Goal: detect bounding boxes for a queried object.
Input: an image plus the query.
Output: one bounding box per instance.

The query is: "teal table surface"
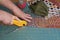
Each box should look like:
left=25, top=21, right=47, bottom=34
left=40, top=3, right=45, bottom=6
left=0, top=3, right=60, bottom=40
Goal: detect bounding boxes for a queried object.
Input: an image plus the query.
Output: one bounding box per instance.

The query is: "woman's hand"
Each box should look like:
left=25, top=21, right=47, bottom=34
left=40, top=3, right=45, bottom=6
left=13, top=8, right=32, bottom=22
left=1, top=0, right=32, bottom=22
left=0, top=10, right=20, bottom=25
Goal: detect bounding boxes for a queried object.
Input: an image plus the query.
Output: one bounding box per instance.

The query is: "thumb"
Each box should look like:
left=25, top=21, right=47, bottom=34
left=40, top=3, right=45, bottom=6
left=15, top=16, right=20, bottom=21
left=11, top=16, right=21, bottom=25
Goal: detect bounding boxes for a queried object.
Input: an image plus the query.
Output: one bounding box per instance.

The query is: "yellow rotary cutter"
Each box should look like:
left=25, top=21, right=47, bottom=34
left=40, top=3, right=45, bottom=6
left=12, top=19, right=27, bottom=27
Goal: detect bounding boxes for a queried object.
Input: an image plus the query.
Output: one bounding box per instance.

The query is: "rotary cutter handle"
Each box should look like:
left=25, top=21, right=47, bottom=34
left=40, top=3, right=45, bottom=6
left=12, top=19, right=27, bottom=27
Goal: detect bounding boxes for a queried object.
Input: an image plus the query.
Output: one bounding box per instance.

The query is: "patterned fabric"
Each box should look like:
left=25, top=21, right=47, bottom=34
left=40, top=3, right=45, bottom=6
left=43, top=0, right=60, bottom=19
left=28, top=16, right=60, bottom=28
left=27, top=0, right=60, bottom=28
left=49, top=0, right=60, bottom=7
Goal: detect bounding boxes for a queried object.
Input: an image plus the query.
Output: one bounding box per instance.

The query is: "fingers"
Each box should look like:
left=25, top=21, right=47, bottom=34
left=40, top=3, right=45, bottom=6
left=23, top=18, right=31, bottom=22
left=26, top=14, right=32, bottom=19
left=13, top=16, right=20, bottom=21
left=23, top=14, right=32, bottom=22
left=26, top=14, right=31, bottom=16
left=26, top=16, right=32, bottom=19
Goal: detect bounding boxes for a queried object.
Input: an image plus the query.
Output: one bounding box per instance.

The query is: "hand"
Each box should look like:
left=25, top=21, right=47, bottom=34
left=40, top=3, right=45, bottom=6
left=13, top=8, right=32, bottom=22
left=0, top=0, right=32, bottom=22
left=0, top=10, right=20, bottom=25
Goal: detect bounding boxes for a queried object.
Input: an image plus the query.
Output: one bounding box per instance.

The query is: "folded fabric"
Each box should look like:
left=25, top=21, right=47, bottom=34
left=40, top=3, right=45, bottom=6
left=30, top=0, right=49, bottom=17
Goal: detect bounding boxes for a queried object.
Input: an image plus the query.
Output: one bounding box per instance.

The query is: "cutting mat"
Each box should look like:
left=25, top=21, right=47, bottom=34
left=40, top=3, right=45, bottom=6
left=0, top=27, right=60, bottom=40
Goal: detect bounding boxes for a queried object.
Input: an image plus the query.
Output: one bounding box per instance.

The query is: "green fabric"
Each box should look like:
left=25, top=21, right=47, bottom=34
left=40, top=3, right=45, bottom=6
left=30, top=0, right=49, bottom=17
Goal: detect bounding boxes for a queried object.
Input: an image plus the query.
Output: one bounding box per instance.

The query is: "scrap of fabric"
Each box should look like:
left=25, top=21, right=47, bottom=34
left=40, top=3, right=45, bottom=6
left=49, top=0, right=60, bottom=7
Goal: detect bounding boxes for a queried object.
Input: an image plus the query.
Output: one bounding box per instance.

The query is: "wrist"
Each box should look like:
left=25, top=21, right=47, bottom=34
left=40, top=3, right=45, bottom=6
left=12, top=7, right=22, bottom=14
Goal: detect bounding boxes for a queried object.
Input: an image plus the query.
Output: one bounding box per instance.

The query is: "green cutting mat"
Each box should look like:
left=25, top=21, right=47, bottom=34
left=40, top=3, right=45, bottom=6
left=0, top=26, right=60, bottom=40
left=0, top=3, right=60, bottom=40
